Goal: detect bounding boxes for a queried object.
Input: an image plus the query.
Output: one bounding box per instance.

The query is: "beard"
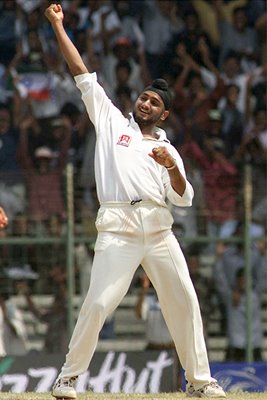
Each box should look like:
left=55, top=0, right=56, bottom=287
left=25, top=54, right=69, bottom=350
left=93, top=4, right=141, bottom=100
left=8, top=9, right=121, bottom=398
left=133, top=109, right=161, bottom=127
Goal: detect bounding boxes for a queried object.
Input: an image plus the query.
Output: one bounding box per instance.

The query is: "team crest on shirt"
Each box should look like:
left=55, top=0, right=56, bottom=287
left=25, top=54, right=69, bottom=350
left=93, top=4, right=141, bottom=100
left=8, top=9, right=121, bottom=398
left=117, top=134, right=132, bottom=147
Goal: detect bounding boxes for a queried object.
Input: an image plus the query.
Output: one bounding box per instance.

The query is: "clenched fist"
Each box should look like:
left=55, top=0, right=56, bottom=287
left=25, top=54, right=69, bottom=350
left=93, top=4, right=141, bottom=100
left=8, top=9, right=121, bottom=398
left=45, top=3, right=64, bottom=24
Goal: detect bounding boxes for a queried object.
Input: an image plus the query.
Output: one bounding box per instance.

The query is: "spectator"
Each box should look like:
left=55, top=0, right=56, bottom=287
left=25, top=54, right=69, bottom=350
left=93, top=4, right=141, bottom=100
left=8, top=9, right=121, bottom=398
left=213, top=223, right=266, bottom=340
left=192, top=0, right=248, bottom=51
left=235, top=107, right=267, bottom=222
left=135, top=273, right=174, bottom=350
left=169, top=8, right=215, bottom=68
left=79, top=0, right=121, bottom=57
left=140, top=0, right=184, bottom=79
left=219, top=84, right=245, bottom=158
left=185, top=245, right=213, bottom=340
left=213, top=3, right=260, bottom=71
left=0, top=267, right=38, bottom=357
left=102, top=36, right=151, bottom=99
left=0, top=102, right=26, bottom=225
left=135, top=272, right=181, bottom=390
left=0, top=0, right=17, bottom=66
left=0, top=206, right=8, bottom=229
left=0, top=286, right=28, bottom=356
left=112, top=0, right=145, bottom=47
left=182, top=136, right=239, bottom=242
left=18, top=115, right=71, bottom=227
left=222, top=267, right=263, bottom=362
left=19, top=265, right=69, bottom=353
left=172, top=46, right=225, bottom=140
left=246, top=0, right=267, bottom=64
left=7, top=212, right=36, bottom=269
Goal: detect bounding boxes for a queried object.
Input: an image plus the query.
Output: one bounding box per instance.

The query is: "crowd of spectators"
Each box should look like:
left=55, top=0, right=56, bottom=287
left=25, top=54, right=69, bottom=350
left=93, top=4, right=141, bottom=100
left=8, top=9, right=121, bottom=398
left=0, top=0, right=266, bottom=360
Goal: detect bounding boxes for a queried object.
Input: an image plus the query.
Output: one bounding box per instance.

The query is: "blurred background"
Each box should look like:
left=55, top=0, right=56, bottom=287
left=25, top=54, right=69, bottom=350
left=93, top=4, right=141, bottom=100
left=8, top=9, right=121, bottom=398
left=0, top=0, right=266, bottom=367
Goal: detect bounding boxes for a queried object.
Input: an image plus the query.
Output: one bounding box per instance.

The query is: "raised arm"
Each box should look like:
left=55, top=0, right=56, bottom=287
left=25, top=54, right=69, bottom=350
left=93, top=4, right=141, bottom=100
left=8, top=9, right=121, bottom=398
left=45, top=4, right=89, bottom=76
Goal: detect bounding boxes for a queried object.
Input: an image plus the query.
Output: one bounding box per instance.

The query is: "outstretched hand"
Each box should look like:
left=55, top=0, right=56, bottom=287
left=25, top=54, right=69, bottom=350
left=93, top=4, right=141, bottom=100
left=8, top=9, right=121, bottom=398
left=45, top=3, right=64, bottom=24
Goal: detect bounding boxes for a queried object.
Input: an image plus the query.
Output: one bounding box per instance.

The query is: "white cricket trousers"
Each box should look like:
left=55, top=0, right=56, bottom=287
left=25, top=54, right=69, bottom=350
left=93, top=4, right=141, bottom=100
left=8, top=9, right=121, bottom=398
left=59, top=202, right=212, bottom=388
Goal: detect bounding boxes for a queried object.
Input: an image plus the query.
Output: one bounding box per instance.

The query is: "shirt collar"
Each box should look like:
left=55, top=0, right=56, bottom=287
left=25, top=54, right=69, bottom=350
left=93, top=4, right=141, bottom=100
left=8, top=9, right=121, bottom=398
left=128, top=113, right=170, bottom=143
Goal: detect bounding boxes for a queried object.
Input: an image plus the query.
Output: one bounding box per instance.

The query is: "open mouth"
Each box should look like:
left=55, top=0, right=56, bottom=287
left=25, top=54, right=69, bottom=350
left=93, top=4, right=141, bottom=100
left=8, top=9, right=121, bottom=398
left=139, top=109, right=149, bottom=115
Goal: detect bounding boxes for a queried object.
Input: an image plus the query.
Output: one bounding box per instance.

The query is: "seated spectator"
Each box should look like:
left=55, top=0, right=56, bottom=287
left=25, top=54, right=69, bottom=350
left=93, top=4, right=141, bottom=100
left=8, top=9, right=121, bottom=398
left=18, top=264, right=68, bottom=353
left=7, top=212, right=37, bottom=271
left=135, top=273, right=174, bottom=350
left=223, top=268, right=263, bottom=362
left=185, top=244, right=213, bottom=340
left=0, top=285, right=28, bottom=356
left=0, top=267, right=38, bottom=357
left=0, top=103, right=26, bottom=226
left=213, top=223, right=266, bottom=342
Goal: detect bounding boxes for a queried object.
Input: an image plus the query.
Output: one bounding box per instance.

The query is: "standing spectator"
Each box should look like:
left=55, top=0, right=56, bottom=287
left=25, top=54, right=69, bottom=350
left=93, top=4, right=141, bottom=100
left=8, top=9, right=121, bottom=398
left=192, top=0, right=248, bottom=50
left=182, top=136, right=239, bottom=241
left=102, top=36, right=150, bottom=98
left=235, top=106, right=267, bottom=228
left=0, top=0, right=17, bottom=66
left=219, top=84, right=245, bottom=158
left=18, top=115, right=71, bottom=228
left=173, top=46, right=225, bottom=141
left=141, top=0, right=184, bottom=79
left=213, top=2, right=260, bottom=71
left=79, top=0, right=121, bottom=57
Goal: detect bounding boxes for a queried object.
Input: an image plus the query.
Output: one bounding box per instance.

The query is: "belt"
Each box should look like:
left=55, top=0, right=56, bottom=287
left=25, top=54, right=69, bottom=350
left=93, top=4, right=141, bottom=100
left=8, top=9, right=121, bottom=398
left=100, top=200, right=167, bottom=208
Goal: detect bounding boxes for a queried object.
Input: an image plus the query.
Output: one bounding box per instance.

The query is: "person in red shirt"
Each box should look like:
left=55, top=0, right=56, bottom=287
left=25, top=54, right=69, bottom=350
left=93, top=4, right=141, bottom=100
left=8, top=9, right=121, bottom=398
left=0, top=207, right=8, bottom=229
left=182, top=134, right=239, bottom=241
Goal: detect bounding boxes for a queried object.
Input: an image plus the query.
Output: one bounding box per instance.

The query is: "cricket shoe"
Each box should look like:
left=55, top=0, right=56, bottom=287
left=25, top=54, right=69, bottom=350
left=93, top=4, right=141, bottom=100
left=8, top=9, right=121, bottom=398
left=186, top=381, right=226, bottom=398
left=52, top=376, right=78, bottom=399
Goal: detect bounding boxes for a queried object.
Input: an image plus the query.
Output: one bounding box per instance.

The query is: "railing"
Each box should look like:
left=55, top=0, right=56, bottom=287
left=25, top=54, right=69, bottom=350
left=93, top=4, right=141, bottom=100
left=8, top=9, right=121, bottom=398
left=0, top=163, right=266, bottom=362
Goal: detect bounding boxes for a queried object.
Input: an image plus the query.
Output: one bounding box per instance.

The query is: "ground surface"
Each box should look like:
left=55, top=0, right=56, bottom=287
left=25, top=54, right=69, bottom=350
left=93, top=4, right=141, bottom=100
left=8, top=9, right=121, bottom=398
left=0, top=393, right=266, bottom=400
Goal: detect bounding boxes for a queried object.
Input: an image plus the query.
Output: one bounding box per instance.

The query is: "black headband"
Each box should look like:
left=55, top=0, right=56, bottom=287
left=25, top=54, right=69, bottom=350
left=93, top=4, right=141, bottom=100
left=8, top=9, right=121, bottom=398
left=144, top=79, right=172, bottom=110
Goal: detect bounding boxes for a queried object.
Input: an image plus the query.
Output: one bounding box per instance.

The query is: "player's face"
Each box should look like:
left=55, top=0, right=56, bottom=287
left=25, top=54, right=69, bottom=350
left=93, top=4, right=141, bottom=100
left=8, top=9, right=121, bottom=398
left=133, top=91, right=167, bottom=127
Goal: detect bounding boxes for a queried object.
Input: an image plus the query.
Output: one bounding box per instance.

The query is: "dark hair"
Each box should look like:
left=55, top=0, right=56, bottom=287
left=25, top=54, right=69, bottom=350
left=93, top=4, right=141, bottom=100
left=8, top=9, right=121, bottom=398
left=115, top=60, right=132, bottom=75
left=233, top=6, right=247, bottom=16
left=144, top=79, right=173, bottom=110
left=223, top=50, right=241, bottom=64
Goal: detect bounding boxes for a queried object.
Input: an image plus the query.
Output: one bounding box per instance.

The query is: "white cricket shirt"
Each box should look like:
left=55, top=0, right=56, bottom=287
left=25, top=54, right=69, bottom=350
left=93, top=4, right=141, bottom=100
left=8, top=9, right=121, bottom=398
left=75, top=72, right=194, bottom=207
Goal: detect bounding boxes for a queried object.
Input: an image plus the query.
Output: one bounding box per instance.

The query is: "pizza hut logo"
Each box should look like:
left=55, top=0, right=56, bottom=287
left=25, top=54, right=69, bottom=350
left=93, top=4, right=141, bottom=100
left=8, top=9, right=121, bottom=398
left=117, top=134, right=132, bottom=147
